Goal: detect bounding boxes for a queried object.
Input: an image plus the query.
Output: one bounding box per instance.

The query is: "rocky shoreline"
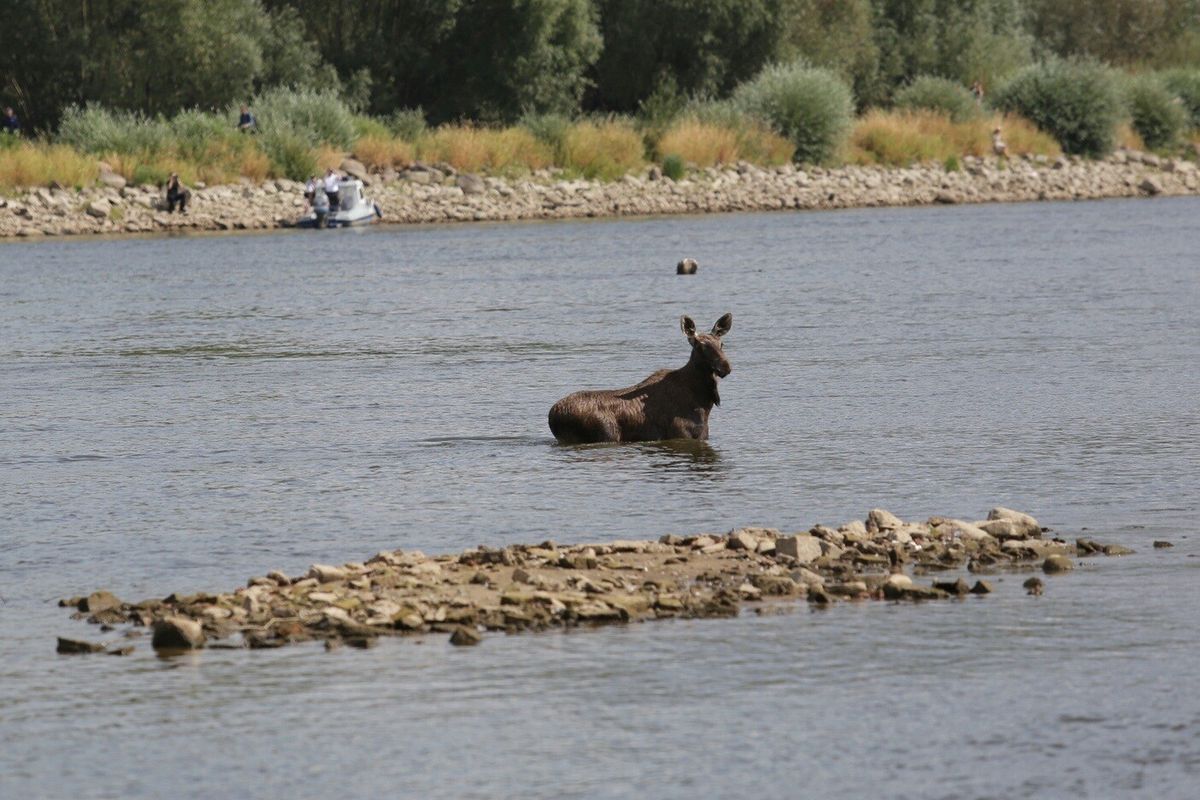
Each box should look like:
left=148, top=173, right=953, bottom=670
left=57, top=506, right=1139, bottom=656
left=4, top=150, right=1200, bottom=240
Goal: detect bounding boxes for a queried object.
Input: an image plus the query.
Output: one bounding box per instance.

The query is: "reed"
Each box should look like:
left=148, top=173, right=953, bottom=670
left=657, top=118, right=794, bottom=168
left=0, top=142, right=98, bottom=191
left=352, top=134, right=416, bottom=171
left=418, top=126, right=551, bottom=174
left=846, top=110, right=1060, bottom=166
left=560, top=119, right=645, bottom=180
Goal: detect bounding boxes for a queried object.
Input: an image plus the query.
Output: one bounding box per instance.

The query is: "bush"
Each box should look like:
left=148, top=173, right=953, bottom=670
left=1123, top=74, right=1188, bottom=150
left=991, top=58, right=1122, bottom=156
left=352, top=116, right=391, bottom=140
left=169, top=109, right=241, bottom=161
left=57, top=105, right=173, bottom=154
left=250, top=87, right=356, bottom=149
left=560, top=118, right=646, bottom=180
left=1160, top=69, right=1200, bottom=130
left=520, top=112, right=573, bottom=161
left=661, top=153, right=685, bottom=180
left=386, top=108, right=428, bottom=142
left=894, top=76, right=980, bottom=123
left=732, top=62, right=854, bottom=164
left=261, top=130, right=317, bottom=180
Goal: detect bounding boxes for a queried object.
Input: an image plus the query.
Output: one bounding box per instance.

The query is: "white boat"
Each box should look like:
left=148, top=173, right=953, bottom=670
left=298, top=178, right=381, bottom=228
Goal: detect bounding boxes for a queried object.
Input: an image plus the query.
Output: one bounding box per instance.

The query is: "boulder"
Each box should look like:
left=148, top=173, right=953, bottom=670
left=1140, top=177, right=1163, bottom=195
left=456, top=173, right=486, bottom=195
left=85, top=199, right=111, bottom=218
left=726, top=529, right=758, bottom=551
left=79, top=590, right=121, bottom=614
left=866, top=508, right=903, bottom=533
left=975, top=519, right=1030, bottom=540
left=935, top=519, right=995, bottom=543
left=308, top=564, right=349, bottom=583
left=98, top=170, right=127, bottom=190
left=676, top=258, right=698, bottom=275
left=775, top=534, right=822, bottom=564
left=987, top=507, right=1040, bottom=531
left=151, top=616, right=206, bottom=651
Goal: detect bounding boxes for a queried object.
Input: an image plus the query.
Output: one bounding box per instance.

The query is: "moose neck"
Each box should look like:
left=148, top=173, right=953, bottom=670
left=682, top=347, right=721, bottom=408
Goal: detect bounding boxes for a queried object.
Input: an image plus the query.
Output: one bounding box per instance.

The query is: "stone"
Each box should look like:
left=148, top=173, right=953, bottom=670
left=456, top=173, right=486, bottom=195
left=151, top=616, right=206, bottom=651
left=727, top=530, right=758, bottom=551
left=676, top=257, right=698, bottom=275
left=987, top=507, right=1040, bottom=532
left=1043, top=555, right=1074, bottom=574
left=975, top=519, right=1029, bottom=540
left=85, top=199, right=111, bottom=218
left=933, top=578, right=971, bottom=596
left=106, top=646, right=136, bottom=656
left=340, top=158, right=369, bottom=183
left=1023, top=577, right=1044, bottom=595
left=1140, top=177, right=1163, bottom=195
left=866, top=508, right=904, bottom=533
left=308, top=564, right=349, bottom=583
left=57, top=637, right=105, bottom=654
left=883, top=573, right=913, bottom=591
left=969, top=580, right=993, bottom=594
left=1153, top=540, right=1174, bottom=548
left=98, top=171, right=127, bottom=189
left=935, top=519, right=995, bottom=543
left=80, top=590, right=121, bottom=614
left=775, top=534, right=822, bottom=564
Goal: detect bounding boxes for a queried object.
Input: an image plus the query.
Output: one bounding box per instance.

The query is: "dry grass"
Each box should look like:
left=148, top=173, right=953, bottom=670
left=658, top=118, right=794, bottom=167
left=353, top=134, right=416, bottom=171
left=418, top=126, right=552, bottom=174
left=0, top=143, right=99, bottom=191
left=1115, top=123, right=1147, bottom=151
left=560, top=119, right=645, bottom=180
left=846, top=110, right=1061, bottom=166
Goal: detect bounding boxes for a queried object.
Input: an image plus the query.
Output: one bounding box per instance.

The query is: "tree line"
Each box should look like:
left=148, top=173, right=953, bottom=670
left=3, top=0, right=1198, bottom=131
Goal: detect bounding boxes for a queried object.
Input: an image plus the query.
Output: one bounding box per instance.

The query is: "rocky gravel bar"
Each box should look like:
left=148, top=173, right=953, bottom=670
left=5, top=149, right=1199, bottom=240
left=57, top=506, right=1137, bottom=656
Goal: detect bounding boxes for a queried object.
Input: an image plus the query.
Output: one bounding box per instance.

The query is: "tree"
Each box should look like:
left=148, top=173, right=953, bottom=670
left=588, top=0, right=783, bottom=113
left=777, top=0, right=879, bottom=109
left=1027, top=0, right=1200, bottom=68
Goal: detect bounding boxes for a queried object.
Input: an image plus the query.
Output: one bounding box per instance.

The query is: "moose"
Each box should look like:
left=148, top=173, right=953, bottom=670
left=548, top=313, right=733, bottom=444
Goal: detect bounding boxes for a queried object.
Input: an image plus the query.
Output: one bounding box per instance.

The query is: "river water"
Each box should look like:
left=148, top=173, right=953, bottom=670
left=1, top=198, right=1198, bottom=799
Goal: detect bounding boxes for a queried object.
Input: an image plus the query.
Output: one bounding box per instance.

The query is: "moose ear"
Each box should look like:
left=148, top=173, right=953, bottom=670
left=711, top=312, right=732, bottom=337
left=680, top=315, right=697, bottom=339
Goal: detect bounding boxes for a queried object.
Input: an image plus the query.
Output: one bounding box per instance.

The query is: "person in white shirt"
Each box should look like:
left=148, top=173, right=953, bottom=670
left=991, top=127, right=1008, bottom=158
left=323, top=169, right=341, bottom=211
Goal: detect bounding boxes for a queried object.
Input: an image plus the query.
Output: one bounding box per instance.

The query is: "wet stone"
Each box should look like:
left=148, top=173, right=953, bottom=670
left=1043, top=555, right=1074, bottom=574
left=57, top=637, right=105, bottom=654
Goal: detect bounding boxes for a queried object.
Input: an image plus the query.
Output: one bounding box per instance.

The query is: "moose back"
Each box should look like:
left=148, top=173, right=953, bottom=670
left=548, top=313, right=733, bottom=444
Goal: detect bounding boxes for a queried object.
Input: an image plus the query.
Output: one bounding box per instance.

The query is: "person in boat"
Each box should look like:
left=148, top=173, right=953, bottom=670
left=323, top=169, right=341, bottom=212
left=311, top=184, right=330, bottom=228
left=237, top=104, right=257, bottom=133
left=165, top=173, right=190, bottom=213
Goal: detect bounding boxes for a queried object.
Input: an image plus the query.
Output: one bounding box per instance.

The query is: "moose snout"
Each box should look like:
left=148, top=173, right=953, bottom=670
left=716, top=362, right=731, bottom=378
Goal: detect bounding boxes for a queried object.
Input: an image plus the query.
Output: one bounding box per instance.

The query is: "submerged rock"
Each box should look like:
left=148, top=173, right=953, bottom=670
left=57, top=637, right=105, bottom=654
left=151, top=616, right=206, bottom=651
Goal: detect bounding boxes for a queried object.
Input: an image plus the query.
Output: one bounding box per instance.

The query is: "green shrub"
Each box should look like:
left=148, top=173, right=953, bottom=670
left=732, top=62, right=854, bottom=164
left=1160, top=69, right=1200, bottom=130
left=131, top=162, right=172, bottom=186
left=250, top=87, right=355, bottom=149
left=895, top=76, right=980, bottom=123
left=520, top=112, right=572, bottom=160
left=57, top=104, right=173, bottom=154
left=261, top=130, right=317, bottom=180
left=169, top=109, right=241, bottom=160
left=386, top=108, right=428, bottom=142
left=662, top=153, right=685, bottom=180
left=352, top=115, right=391, bottom=140
left=991, top=58, right=1122, bottom=157
left=944, top=154, right=961, bottom=172
left=1123, top=75, right=1188, bottom=151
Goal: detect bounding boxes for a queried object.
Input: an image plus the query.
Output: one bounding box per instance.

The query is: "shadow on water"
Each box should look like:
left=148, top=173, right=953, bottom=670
left=553, top=438, right=727, bottom=479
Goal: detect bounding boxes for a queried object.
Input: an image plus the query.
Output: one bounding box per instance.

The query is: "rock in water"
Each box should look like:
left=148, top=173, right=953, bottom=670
left=1042, top=555, right=1074, bottom=574
left=775, top=535, right=822, bottom=564
left=151, top=616, right=206, bottom=651
left=676, top=258, right=698, bottom=275
left=57, top=637, right=105, bottom=654
left=449, top=626, right=482, bottom=646
left=1023, top=577, right=1044, bottom=596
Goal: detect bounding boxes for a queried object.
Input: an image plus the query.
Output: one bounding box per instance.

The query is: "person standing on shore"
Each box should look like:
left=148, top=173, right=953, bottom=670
left=237, top=104, right=257, bottom=133
left=165, top=173, right=191, bottom=213
left=2, top=106, right=20, bottom=136
left=992, top=127, right=1008, bottom=158
left=323, top=169, right=341, bottom=212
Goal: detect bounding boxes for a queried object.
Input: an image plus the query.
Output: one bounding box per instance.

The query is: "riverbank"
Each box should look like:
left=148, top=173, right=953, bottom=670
left=57, top=506, right=1142, bottom=655
left=3, top=150, right=1198, bottom=240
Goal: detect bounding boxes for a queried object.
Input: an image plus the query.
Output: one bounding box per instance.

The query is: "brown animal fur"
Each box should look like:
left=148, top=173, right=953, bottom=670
left=548, top=313, right=733, bottom=444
